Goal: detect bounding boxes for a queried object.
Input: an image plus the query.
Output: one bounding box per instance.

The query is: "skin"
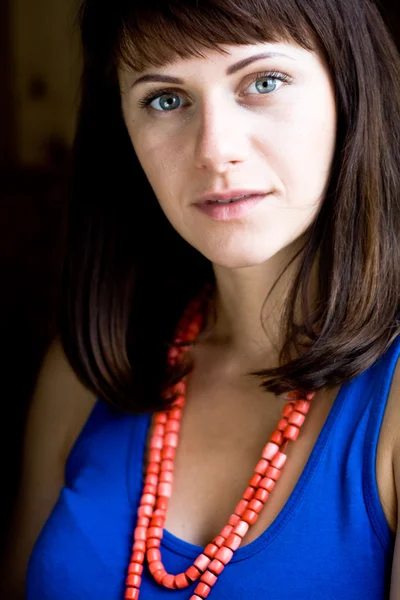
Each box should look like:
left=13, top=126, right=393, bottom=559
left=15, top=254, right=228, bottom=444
left=118, top=40, right=337, bottom=365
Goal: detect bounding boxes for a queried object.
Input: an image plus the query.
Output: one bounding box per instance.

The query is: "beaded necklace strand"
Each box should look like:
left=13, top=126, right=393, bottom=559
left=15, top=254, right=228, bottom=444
left=125, top=286, right=315, bottom=599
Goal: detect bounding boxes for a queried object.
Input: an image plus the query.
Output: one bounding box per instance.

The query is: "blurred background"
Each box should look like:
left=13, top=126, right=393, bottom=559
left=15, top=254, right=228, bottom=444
left=0, top=0, right=399, bottom=557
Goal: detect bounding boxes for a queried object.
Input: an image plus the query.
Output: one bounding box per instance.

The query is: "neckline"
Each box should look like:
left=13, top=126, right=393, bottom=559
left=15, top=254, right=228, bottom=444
left=131, top=380, right=350, bottom=563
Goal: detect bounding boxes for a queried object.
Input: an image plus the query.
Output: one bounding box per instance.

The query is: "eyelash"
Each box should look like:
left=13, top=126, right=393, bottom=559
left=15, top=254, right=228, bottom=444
left=138, top=70, right=291, bottom=112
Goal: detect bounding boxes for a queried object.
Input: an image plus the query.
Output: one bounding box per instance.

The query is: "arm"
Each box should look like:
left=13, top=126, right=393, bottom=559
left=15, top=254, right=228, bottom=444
left=0, top=338, right=97, bottom=599
left=390, top=360, right=400, bottom=599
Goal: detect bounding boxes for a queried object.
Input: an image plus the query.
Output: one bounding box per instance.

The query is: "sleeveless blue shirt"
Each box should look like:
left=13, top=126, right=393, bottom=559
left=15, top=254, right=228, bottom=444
left=26, top=336, right=400, bottom=599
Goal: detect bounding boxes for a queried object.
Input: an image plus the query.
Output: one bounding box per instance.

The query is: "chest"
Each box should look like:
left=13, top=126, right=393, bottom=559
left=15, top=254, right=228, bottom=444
left=145, top=362, right=397, bottom=549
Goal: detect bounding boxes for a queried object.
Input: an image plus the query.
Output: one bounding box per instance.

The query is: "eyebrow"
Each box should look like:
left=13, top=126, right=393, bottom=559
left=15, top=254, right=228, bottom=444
left=131, top=51, right=295, bottom=88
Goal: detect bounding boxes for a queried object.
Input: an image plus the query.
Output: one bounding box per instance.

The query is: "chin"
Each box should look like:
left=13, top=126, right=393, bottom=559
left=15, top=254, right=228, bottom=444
left=201, top=244, right=286, bottom=270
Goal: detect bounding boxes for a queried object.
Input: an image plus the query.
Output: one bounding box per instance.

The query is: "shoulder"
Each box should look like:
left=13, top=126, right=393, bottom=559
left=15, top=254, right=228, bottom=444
left=390, top=353, right=400, bottom=597
left=30, top=337, right=98, bottom=461
left=375, top=338, right=400, bottom=534
left=0, top=338, right=97, bottom=598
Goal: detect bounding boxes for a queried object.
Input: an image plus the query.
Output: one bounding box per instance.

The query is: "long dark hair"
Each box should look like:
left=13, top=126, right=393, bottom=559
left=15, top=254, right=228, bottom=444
left=60, top=0, right=400, bottom=412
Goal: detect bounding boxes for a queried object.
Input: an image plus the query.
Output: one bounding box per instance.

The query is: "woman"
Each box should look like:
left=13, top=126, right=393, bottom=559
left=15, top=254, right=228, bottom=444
left=2, top=0, right=400, bottom=598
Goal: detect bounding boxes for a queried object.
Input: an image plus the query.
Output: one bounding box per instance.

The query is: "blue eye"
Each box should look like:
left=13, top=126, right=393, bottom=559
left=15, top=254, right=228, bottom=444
left=138, top=70, right=290, bottom=112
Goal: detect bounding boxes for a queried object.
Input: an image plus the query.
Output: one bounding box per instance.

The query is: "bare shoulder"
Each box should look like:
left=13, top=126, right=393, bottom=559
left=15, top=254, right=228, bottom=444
left=390, top=353, right=400, bottom=598
left=376, top=341, right=400, bottom=535
left=0, top=337, right=97, bottom=599
left=29, top=337, right=98, bottom=459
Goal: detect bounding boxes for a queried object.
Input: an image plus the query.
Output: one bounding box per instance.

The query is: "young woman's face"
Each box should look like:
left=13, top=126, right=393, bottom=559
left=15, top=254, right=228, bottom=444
left=119, top=41, right=337, bottom=268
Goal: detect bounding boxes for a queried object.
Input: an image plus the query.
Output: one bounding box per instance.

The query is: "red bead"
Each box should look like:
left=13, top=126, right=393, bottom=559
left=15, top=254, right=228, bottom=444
left=142, top=494, right=156, bottom=506
left=194, top=582, right=211, bottom=597
left=155, top=413, right=168, bottom=424
left=132, top=540, right=146, bottom=552
left=169, top=407, right=182, bottom=420
left=150, top=436, right=163, bottom=449
left=124, top=588, right=139, bottom=600
left=270, top=430, right=284, bottom=445
left=228, top=514, right=240, bottom=527
left=194, top=554, right=211, bottom=572
left=200, top=570, right=218, bottom=586
left=175, top=572, right=190, bottom=589
left=255, top=488, right=270, bottom=503
left=149, top=560, right=164, bottom=575
left=158, top=483, right=172, bottom=497
left=208, top=559, right=225, bottom=575
left=259, top=477, right=276, bottom=492
left=126, top=574, right=141, bottom=587
left=265, top=466, right=281, bottom=481
left=220, top=525, right=233, bottom=539
left=131, top=551, right=145, bottom=563
left=161, top=446, right=176, bottom=460
left=234, top=499, right=248, bottom=516
left=288, top=411, right=306, bottom=427
left=232, top=520, right=249, bottom=538
left=271, top=451, right=287, bottom=469
left=147, top=538, right=161, bottom=548
left=153, top=424, right=165, bottom=437
left=134, top=527, right=147, bottom=541
left=277, top=417, right=288, bottom=431
left=282, top=403, right=294, bottom=417
left=138, top=504, right=152, bottom=518
left=128, top=563, right=143, bottom=575
left=284, top=424, right=300, bottom=440
left=225, top=533, right=242, bottom=551
left=153, top=569, right=167, bottom=584
left=165, top=420, right=180, bottom=433
left=137, top=516, right=150, bottom=527
left=262, top=441, right=279, bottom=460
left=164, top=433, right=179, bottom=448
left=161, top=459, right=174, bottom=472
left=294, top=399, right=311, bottom=414
left=249, top=474, right=262, bottom=487
left=148, top=527, right=163, bottom=540
left=144, top=474, right=158, bottom=486
left=160, top=471, right=173, bottom=484
left=162, top=573, right=176, bottom=589
left=213, top=535, right=225, bottom=547
left=149, top=449, right=162, bottom=463
left=242, top=509, right=258, bottom=525
left=143, top=484, right=157, bottom=495
left=254, top=459, right=269, bottom=476
left=186, top=565, right=201, bottom=582
left=156, top=497, right=168, bottom=511
left=148, top=463, right=160, bottom=475
left=150, top=516, right=164, bottom=528
left=204, top=543, right=218, bottom=558
left=243, top=486, right=255, bottom=500
left=147, top=548, right=161, bottom=562
left=248, top=499, right=263, bottom=513
left=215, top=546, right=233, bottom=565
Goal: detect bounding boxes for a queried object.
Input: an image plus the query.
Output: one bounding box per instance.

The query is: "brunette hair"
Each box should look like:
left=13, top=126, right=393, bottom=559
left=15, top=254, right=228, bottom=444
left=60, top=0, right=400, bottom=412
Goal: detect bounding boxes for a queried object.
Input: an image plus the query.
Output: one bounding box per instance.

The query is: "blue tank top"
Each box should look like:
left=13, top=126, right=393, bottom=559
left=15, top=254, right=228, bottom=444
left=26, top=336, right=400, bottom=599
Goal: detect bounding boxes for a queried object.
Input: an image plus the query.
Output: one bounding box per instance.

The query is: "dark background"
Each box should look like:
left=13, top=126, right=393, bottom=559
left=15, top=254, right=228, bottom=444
left=0, top=0, right=399, bottom=556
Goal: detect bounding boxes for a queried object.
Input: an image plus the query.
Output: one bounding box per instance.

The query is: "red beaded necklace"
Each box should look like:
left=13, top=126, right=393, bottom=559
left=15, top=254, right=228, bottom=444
left=124, top=285, right=315, bottom=600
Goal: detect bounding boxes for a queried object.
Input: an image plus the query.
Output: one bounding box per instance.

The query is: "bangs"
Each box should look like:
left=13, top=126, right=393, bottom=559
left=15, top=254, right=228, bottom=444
left=114, top=0, right=317, bottom=73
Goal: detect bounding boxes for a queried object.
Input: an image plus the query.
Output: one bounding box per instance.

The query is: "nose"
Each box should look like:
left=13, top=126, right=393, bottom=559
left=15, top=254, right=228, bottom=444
left=193, top=98, right=250, bottom=173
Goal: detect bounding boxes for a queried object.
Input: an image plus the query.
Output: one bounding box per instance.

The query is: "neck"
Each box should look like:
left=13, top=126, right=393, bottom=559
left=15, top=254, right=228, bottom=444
left=202, top=238, right=318, bottom=371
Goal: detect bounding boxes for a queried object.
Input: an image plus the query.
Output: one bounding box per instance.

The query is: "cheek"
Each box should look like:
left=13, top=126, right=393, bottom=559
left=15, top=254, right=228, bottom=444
left=272, top=95, right=336, bottom=197
left=130, top=129, right=185, bottom=199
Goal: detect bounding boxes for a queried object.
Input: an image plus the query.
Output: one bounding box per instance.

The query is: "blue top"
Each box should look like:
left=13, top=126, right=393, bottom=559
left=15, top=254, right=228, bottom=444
left=26, top=336, right=400, bottom=599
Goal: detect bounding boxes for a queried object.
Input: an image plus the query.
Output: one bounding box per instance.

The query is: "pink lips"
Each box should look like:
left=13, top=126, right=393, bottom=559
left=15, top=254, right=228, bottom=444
left=194, top=194, right=268, bottom=221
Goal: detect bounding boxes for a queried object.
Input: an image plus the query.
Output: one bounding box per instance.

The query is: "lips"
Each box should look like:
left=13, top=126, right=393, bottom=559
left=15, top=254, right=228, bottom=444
left=195, top=189, right=270, bottom=204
